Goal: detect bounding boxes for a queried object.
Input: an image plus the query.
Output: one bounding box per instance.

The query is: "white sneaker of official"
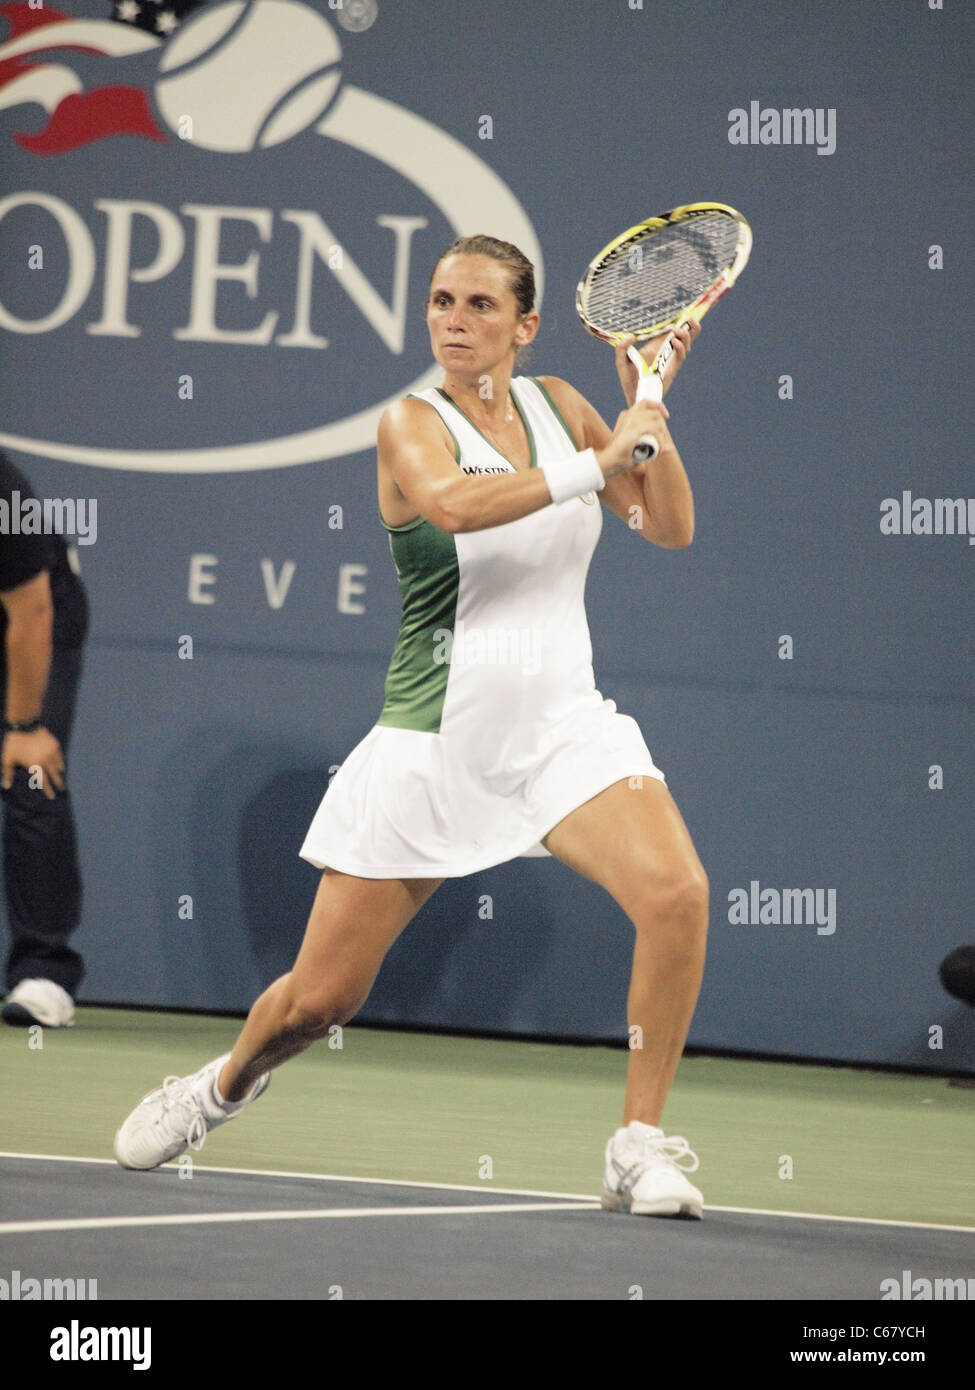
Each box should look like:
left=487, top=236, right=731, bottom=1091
left=602, top=1120, right=704, bottom=1219
left=1, top=978, right=75, bottom=1027
left=113, top=1052, right=270, bottom=1170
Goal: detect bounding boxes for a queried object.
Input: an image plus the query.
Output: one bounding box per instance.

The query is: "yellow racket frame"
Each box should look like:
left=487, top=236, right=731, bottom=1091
left=575, top=202, right=752, bottom=460
left=575, top=201, right=753, bottom=345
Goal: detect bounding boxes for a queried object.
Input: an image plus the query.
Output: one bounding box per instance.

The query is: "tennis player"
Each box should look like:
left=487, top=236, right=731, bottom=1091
left=115, top=235, right=708, bottom=1219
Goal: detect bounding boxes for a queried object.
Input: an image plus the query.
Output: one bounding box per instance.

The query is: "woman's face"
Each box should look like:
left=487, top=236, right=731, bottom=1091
left=427, top=254, right=536, bottom=377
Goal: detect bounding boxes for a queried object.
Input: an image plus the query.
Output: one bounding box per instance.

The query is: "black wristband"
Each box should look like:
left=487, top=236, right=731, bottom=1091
left=3, top=717, right=42, bottom=734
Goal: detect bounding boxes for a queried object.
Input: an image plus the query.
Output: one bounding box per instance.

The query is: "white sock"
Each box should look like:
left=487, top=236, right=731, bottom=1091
left=206, top=1056, right=246, bottom=1114
left=210, top=1061, right=264, bottom=1114
left=625, top=1120, right=664, bottom=1139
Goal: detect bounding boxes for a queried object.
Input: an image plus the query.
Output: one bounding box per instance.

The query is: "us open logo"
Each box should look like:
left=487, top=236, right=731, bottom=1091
left=0, top=0, right=541, bottom=472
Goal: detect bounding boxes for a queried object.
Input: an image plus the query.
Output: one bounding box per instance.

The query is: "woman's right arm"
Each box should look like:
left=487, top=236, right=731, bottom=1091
left=379, top=397, right=668, bottom=535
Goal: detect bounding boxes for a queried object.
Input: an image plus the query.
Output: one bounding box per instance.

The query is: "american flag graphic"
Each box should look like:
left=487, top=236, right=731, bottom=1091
left=0, top=0, right=206, bottom=152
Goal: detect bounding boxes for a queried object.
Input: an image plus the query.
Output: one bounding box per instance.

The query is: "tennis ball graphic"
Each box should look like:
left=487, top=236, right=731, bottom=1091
left=155, top=0, right=343, bottom=152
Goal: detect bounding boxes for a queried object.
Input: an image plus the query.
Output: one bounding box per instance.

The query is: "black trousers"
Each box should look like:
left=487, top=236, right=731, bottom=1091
left=1, top=582, right=87, bottom=997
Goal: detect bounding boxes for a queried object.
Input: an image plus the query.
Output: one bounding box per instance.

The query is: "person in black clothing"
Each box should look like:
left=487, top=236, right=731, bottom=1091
left=0, top=451, right=88, bottom=1028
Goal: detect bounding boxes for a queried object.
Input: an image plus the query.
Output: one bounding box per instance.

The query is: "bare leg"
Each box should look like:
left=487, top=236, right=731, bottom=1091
left=541, top=776, right=708, bottom=1127
left=218, top=868, right=442, bottom=1102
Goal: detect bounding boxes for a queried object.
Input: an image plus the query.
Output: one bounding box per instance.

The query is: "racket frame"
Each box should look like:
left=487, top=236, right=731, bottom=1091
left=575, top=202, right=752, bottom=461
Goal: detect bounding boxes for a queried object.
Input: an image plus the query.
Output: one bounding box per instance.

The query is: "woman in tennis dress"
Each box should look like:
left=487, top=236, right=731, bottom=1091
left=115, top=236, right=708, bottom=1219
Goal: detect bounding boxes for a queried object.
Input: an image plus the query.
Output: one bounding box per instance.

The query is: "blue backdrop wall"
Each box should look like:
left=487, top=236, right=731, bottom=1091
left=0, top=0, right=971, bottom=1071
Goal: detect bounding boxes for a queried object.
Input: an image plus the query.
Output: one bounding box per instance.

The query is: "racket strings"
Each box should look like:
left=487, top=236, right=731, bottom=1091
left=584, top=214, right=742, bottom=335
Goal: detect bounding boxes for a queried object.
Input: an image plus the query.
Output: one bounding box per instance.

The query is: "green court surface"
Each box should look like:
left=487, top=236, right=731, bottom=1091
left=1, top=1007, right=972, bottom=1229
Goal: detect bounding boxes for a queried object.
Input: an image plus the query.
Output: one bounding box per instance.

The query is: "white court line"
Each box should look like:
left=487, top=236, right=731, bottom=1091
left=2, top=1151, right=974, bottom=1235
left=0, top=1151, right=597, bottom=1203
left=0, top=1202, right=596, bottom=1236
left=710, top=1203, right=975, bottom=1234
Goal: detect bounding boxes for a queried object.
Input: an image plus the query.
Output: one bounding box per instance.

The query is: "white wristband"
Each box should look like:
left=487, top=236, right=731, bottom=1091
left=541, top=448, right=606, bottom=505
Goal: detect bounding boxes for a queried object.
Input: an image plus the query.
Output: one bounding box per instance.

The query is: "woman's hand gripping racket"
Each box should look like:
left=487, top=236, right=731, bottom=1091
left=576, top=202, right=752, bottom=462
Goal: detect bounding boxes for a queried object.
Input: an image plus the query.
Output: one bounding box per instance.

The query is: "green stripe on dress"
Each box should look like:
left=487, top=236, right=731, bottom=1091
left=377, top=519, right=459, bottom=733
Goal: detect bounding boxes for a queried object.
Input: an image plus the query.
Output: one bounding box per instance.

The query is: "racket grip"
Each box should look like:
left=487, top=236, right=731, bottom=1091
left=633, top=368, right=663, bottom=463
left=635, top=370, right=664, bottom=403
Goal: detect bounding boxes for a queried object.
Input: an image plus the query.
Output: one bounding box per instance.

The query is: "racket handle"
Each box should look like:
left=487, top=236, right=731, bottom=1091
left=633, top=364, right=663, bottom=463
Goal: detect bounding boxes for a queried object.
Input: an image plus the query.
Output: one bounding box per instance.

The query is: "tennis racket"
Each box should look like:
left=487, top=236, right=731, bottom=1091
left=575, top=202, right=752, bottom=462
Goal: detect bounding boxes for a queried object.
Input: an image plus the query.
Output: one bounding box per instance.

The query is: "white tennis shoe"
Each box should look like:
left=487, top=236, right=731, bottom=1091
left=113, top=1052, right=269, bottom=1170
left=601, top=1120, right=704, bottom=1219
left=2, top=978, right=75, bottom=1028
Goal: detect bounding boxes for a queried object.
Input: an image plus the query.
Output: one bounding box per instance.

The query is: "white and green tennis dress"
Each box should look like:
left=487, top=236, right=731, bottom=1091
left=300, top=376, right=665, bottom=877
